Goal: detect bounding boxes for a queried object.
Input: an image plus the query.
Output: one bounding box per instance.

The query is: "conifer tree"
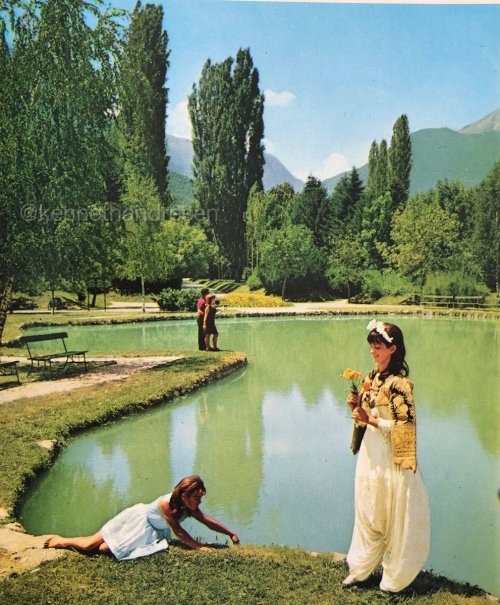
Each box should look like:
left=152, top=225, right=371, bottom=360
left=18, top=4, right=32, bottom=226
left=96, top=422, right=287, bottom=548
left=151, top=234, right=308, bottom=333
left=189, top=48, right=264, bottom=279
left=290, top=176, right=333, bottom=249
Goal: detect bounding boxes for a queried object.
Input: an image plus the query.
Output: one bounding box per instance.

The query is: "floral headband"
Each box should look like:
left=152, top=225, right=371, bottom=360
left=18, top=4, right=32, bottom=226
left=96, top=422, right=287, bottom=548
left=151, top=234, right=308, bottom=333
left=366, top=319, right=393, bottom=343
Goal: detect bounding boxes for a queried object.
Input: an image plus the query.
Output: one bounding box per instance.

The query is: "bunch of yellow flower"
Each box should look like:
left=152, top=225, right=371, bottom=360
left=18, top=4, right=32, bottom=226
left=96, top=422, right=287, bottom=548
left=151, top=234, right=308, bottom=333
left=342, top=368, right=364, bottom=393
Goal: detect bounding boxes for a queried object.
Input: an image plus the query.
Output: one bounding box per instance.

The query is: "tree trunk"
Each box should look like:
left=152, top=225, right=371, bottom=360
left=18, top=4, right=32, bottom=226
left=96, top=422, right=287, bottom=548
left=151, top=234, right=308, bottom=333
left=281, top=276, right=287, bottom=300
left=50, top=285, right=56, bottom=315
left=141, top=275, right=146, bottom=313
left=0, top=276, right=14, bottom=343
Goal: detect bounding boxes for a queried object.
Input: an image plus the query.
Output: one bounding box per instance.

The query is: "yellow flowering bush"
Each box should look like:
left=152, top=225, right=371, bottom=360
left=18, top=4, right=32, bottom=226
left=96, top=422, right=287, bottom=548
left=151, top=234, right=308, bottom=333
left=220, top=293, right=291, bottom=308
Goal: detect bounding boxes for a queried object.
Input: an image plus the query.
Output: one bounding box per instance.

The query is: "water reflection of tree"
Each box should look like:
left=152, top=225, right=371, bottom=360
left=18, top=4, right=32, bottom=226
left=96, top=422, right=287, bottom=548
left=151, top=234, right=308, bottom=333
left=410, top=319, right=499, bottom=456
left=193, top=390, right=263, bottom=526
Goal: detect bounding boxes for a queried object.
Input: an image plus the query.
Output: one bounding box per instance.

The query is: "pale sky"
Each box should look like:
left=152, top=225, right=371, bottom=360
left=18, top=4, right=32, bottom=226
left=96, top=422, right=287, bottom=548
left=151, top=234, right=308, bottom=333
left=111, top=0, right=499, bottom=180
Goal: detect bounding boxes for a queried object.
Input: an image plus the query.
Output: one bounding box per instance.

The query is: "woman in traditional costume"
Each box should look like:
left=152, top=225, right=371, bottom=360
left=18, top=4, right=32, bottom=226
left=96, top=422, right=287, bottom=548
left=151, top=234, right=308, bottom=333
left=343, top=320, right=430, bottom=592
left=44, top=475, right=239, bottom=560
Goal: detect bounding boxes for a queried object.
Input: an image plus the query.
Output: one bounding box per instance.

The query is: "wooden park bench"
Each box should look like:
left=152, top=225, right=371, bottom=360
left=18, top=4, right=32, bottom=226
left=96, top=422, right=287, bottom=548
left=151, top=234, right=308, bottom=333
left=0, top=358, right=20, bottom=383
left=20, top=332, right=88, bottom=378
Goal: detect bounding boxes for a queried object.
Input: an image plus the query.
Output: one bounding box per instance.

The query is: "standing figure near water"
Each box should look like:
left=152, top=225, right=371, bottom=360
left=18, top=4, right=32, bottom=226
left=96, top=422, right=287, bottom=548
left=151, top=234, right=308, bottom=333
left=196, top=288, right=210, bottom=351
left=44, top=475, right=240, bottom=560
left=343, top=320, right=430, bottom=592
left=203, top=293, right=219, bottom=351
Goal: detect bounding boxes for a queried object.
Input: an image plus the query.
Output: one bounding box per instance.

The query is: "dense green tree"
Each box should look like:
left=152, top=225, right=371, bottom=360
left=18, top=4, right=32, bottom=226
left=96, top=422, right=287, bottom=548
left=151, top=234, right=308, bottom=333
left=118, top=171, right=167, bottom=311
left=326, top=235, right=367, bottom=298
left=0, top=19, right=23, bottom=338
left=260, top=224, right=317, bottom=298
left=0, top=0, right=123, bottom=332
left=331, top=167, right=365, bottom=233
left=432, top=180, right=475, bottom=240
left=263, top=182, right=296, bottom=230
left=246, top=183, right=296, bottom=273
left=472, top=161, right=500, bottom=291
left=290, top=176, right=333, bottom=249
left=365, top=141, right=379, bottom=201
left=389, top=114, right=412, bottom=210
left=119, top=1, right=169, bottom=205
left=375, top=139, right=389, bottom=199
left=360, top=191, right=393, bottom=269
left=189, top=48, right=264, bottom=279
left=384, top=195, right=460, bottom=286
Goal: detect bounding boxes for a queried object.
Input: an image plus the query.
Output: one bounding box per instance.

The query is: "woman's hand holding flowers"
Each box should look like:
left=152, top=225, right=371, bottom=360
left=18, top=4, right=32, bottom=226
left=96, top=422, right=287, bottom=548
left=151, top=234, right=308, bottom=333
left=347, top=391, right=360, bottom=411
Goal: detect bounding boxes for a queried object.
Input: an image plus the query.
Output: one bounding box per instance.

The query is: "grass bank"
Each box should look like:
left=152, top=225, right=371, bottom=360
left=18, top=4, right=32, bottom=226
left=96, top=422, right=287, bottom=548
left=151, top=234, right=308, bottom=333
left=0, top=543, right=494, bottom=604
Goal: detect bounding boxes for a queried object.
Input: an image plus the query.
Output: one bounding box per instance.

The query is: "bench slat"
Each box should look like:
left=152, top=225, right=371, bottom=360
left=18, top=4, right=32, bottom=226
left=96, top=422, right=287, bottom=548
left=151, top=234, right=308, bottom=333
left=21, top=332, right=68, bottom=344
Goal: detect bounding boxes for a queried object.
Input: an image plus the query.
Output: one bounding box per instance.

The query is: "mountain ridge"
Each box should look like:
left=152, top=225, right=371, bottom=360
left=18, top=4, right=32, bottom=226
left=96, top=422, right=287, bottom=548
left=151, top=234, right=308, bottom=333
left=323, top=111, right=500, bottom=194
left=167, top=108, right=500, bottom=204
left=166, top=134, right=304, bottom=192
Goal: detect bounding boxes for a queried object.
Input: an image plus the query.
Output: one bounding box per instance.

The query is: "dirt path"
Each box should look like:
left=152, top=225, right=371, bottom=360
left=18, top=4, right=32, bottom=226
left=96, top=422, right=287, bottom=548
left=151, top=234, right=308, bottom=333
left=0, top=356, right=181, bottom=405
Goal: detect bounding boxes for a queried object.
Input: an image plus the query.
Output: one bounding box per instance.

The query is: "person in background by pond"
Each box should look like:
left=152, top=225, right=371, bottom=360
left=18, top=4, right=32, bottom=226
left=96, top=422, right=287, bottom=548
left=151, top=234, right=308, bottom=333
left=196, top=288, right=210, bottom=351
left=44, top=475, right=240, bottom=560
left=343, top=320, right=430, bottom=593
left=203, top=293, right=219, bottom=351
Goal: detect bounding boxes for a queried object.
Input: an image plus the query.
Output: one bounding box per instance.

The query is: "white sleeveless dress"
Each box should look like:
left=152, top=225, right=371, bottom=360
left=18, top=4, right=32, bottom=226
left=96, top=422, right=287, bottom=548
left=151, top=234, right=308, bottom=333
left=100, top=493, right=186, bottom=561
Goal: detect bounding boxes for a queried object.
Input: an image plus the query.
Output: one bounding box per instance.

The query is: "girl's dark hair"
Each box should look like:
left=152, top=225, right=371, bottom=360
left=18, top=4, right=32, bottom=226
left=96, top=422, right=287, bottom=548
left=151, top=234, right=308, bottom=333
left=367, top=322, right=409, bottom=377
left=169, top=475, right=206, bottom=518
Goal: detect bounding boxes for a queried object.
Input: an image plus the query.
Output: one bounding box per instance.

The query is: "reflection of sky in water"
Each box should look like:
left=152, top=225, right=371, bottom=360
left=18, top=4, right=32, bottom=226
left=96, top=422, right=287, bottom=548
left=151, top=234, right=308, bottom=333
left=170, top=405, right=197, bottom=479
left=20, top=317, right=499, bottom=597
left=85, top=443, right=131, bottom=495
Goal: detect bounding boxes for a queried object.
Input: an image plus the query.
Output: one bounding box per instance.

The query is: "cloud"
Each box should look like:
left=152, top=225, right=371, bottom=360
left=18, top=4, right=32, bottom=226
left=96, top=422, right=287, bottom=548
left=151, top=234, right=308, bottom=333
left=264, top=89, right=296, bottom=107
left=168, top=100, right=191, bottom=139
left=263, top=138, right=276, bottom=155
left=313, top=153, right=352, bottom=180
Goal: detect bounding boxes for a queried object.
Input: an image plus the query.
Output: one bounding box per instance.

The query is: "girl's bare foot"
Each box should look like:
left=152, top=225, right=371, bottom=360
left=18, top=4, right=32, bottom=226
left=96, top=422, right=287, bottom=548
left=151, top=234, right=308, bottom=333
left=44, top=535, right=64, bottom=549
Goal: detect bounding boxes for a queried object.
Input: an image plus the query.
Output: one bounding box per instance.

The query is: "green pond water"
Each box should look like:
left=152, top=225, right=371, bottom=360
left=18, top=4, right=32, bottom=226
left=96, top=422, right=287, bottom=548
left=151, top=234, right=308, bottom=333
left=20, top=316, right=499, bottom=596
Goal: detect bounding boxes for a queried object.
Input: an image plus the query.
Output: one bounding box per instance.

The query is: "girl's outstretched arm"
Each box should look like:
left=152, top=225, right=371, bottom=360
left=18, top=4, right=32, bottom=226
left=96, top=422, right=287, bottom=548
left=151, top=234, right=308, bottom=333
left=192, top=508, right=240, bottom=544
left=162, top=505, right=211, bottom=550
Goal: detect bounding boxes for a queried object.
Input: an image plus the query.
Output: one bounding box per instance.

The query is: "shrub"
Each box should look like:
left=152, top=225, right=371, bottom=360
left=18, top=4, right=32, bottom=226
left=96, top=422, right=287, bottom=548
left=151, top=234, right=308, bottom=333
left=352, top=270, right=414, bottom=303
left=155, top=288, right=199, bottom=312
left=423, top=272, right=490, bottom=297
left=246, top=271, right=262, bottom=291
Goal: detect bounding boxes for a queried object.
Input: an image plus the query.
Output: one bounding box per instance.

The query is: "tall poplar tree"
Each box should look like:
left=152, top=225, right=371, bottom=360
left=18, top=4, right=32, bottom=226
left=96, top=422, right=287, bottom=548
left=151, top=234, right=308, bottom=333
left=189, top=48, right=264, bottom=279
left=389, top=114, right=412, bottom=210
left=376, top=139, right=389, bottom=199
left=365, top=141, right=379, bottom=201
left=119, top=1, right=169, bottom=205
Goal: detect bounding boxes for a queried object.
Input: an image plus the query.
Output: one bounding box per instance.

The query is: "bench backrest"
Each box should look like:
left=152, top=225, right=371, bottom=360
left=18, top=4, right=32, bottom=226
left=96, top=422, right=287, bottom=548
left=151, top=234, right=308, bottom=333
left=21, top=332, right=68, bottom=344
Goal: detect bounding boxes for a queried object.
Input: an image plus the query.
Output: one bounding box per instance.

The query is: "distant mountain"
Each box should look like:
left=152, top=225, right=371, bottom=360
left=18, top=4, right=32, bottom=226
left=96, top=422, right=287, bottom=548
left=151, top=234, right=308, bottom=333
left=460, top=108, right=500, bottom=134
left=166, top=134, right=303, bottom=194
left=323, top=109, right=500, bottom=195
left=167, top=135, right=193, bottom=178
left=262, top=153, right=304, bottom=192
